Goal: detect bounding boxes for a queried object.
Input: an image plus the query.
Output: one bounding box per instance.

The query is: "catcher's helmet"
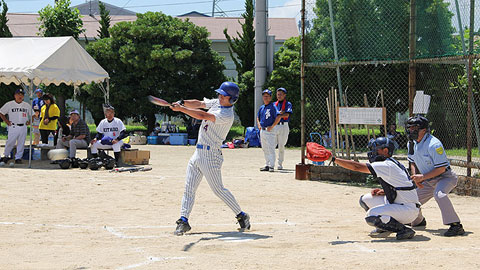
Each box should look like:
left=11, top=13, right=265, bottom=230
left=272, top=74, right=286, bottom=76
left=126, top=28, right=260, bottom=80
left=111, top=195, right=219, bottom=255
left=367, top=137, right=395, bottom=163
left=215, top=82, right=239, bottom=104
left=405, top=115, right=429, bottom=140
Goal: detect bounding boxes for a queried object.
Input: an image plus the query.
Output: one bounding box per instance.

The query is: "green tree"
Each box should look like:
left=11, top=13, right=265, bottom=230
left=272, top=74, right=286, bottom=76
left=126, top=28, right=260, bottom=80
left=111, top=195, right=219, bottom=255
left=86, top=12, right=226, bottom=132
left=98, top=1, right=111, bottom=39
left=38, top=0, right=85, bottom=117
left=223, top=0, right=255, bottom=127
left=0, top=0, right=12, bottom=37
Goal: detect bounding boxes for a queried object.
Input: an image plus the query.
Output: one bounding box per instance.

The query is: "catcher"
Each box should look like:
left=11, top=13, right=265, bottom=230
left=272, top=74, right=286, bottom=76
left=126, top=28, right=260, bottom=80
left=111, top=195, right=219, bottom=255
left=330, top=137, right=420, bottom=240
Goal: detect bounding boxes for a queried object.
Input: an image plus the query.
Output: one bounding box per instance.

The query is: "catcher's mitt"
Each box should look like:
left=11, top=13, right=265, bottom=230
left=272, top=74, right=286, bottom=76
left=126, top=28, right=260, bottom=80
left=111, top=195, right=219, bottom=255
left=306, top=142, right=332, bottom=162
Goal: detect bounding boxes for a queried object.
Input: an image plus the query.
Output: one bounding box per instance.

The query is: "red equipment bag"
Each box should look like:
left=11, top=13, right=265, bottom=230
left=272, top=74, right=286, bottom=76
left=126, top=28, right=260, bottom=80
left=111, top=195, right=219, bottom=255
left=306, top=142, right=332, bottom=162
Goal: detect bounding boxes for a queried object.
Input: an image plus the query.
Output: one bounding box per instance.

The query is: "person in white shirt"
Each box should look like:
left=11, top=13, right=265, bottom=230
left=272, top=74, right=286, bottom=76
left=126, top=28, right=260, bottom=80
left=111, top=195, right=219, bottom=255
left=331, top=137, right=420, bottom=240
left=169, top=82, right=250, bottom=236
left=90, top=105, right=127, bottom=165
left=0, top=89, right=33, bottom=164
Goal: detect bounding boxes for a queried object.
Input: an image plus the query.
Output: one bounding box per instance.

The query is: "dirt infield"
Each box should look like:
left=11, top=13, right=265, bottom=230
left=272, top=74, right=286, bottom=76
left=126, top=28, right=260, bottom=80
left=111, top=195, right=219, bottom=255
left=0, top=145, right=479, bottom=270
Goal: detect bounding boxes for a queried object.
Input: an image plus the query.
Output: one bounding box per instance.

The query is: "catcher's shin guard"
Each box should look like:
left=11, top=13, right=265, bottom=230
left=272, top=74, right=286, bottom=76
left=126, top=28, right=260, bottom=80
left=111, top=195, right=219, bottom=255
left=365, top=216, right=415, bottom=240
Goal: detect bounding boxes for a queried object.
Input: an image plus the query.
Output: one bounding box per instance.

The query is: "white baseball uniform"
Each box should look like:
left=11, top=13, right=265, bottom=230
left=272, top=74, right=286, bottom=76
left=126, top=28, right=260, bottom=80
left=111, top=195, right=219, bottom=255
left=0, top=100, right=32, bottom=160
left=362, top=158, right=420, bottom=225
left=273, top=100, right=292, bottom=168
left=91, top=117, right=125, bottom=153
left=180, top=98, right=243, bottom=218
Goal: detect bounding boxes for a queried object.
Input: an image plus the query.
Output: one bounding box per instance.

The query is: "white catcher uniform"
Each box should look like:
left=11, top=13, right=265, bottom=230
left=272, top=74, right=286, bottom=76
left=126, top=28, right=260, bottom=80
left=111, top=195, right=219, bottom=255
left=362, top=158, right=420, bottom=225
left=91, top=117, right=125, bottom=153
left=0, top=100, right=32, bottom=160
left=180, top=98, right=243, bottom=218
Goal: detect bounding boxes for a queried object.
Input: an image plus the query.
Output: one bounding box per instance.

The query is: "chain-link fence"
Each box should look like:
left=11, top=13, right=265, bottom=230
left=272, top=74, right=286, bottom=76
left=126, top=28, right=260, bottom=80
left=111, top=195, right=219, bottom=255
left=302, top=0, right=479, bottom=176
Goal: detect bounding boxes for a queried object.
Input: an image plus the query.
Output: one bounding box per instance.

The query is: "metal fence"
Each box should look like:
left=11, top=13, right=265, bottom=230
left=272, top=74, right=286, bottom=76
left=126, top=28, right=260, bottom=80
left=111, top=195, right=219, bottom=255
left=301, top=0, right=479, bottom=176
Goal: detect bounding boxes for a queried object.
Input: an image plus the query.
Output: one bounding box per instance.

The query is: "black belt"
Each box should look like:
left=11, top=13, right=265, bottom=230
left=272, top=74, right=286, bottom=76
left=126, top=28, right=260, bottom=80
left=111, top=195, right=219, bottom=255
left=13, top=123, right=25, bottom=126
left=261, top=127, right=267, bottom=130
left=416, top=203, right=421, bottom=208
left=196, top=144, right=211, bottom=150
left=279, top=122, right=288, bottom=125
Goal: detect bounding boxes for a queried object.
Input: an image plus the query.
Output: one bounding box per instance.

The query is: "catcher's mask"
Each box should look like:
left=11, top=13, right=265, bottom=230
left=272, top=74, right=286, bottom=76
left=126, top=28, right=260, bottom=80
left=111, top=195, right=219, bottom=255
left=405, top=115, right=429, bottom=140
left=367, top=137, right=395, bottom=163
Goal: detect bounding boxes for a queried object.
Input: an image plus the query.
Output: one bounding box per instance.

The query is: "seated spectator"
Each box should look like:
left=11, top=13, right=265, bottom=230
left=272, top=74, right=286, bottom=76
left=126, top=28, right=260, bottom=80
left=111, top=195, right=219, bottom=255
left=56, top=110, right=90, bottom=158
left=387, top=124, right=400, bottom=150
left=322, top=130, right=332, bottom=148
left=151, top=122, right=162, bottom=136
left=90, top=105, right=127, bottom=165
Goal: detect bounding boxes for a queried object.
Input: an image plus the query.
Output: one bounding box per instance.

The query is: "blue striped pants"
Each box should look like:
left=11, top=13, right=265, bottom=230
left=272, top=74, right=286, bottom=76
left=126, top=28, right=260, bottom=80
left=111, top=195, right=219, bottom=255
left=180, top=148, right=242, bottom=218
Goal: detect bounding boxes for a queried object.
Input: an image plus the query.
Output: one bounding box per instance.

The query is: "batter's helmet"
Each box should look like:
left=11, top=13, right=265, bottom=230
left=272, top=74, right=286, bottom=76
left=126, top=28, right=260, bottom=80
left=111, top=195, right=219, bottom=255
left=367, top=137, right=395, bottom=163
left=58, top=158, right=71, bottom=169
left=215, top=82, right=239, bottom=104
left=79, top=159, right=89, bottom=169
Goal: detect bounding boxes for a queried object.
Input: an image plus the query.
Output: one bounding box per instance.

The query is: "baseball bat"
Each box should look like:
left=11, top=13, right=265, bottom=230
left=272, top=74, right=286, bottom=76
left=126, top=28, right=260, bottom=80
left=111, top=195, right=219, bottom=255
left=148, top=95, right=173, bottom=107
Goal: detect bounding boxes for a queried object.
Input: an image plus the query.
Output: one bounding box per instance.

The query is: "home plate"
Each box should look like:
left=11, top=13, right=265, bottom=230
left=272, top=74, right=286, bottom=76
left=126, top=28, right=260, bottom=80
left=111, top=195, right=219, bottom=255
left=220, top=236, right=257, bottom=242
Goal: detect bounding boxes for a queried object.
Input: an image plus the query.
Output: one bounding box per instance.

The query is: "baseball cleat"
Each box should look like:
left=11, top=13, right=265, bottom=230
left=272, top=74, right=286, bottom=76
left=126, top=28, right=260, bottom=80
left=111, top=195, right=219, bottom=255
left=236, top=212, right=251, bottom=231
left=396, top=227, right=415, bottom=240
left=368, top=228, right=393, bottom=238
left=174, top=219, right=191, bottom=236
left=260, top=166, right=270, bottom=172
left=277, top=165, right=283, bottom=170
left=444, top=223, right=465, bottom=237
left=269, top=167, right=274, bottom=172
left=15, top=159, right=22, bottom=164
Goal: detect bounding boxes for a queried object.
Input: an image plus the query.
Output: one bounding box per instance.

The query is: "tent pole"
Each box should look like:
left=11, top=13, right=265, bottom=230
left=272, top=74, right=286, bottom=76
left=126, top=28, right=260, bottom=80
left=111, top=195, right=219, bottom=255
left=28, top=81, right=34, bottom=168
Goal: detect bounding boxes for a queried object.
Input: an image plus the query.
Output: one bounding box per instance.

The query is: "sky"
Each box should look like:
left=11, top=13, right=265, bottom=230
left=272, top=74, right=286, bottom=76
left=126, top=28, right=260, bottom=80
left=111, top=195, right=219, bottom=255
left=3, top=0, right=302, bottom=18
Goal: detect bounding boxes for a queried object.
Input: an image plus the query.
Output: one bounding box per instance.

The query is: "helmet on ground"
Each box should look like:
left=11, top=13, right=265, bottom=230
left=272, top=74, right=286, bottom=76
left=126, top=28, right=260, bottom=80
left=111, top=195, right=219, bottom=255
left=59, top=158, right=71, bottom=169
left=405, top=115, right=429, bottom=140
left=79, top=159, right=89, bottom=169
left=367, top=137, right=395, bottom=163
left=215, top=82, right=239, bottom=105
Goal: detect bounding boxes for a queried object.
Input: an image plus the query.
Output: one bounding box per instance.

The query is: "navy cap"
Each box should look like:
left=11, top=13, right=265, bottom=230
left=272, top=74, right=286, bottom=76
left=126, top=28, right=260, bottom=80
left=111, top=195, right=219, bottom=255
left=277, top=87, right=287, bottom=94
left=35, top=89, right=43, bottom=94
left=15, top=89, right=25, bottom=95
left=262, top=89, right=272, bottom=95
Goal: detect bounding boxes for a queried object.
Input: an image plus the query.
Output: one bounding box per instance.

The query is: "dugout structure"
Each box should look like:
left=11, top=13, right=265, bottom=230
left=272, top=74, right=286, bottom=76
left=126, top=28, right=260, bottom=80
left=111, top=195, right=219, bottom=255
left=300, top=0, right=480, bottom=176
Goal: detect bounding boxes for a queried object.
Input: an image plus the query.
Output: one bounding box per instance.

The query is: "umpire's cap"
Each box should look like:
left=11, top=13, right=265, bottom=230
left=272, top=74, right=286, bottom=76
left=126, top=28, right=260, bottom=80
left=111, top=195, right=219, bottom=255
left=215, top=82, right=239, bottom=104
left=406, top=115, right=429, bottom=129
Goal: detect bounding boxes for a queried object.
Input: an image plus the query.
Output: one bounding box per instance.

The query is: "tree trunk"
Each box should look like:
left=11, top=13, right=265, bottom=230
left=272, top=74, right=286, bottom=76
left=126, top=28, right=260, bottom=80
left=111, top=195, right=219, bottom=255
left=57, top=95, right=66, bottom=118
left=147, top=112, right=156, bottom=134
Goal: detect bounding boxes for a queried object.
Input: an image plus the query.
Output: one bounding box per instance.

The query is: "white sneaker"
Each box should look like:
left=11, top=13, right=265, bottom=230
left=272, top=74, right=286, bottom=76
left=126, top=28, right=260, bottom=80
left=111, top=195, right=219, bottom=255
left=277, top=165, right=283, bottom=170
left=368, top=228, right=393, bottom=238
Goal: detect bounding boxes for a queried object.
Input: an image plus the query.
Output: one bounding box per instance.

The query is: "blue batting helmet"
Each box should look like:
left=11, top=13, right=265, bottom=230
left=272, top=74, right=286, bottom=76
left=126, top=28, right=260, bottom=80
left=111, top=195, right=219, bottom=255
left=367, top=137, right=395, bottom=163
left=215, top=82, right=240, bottom=105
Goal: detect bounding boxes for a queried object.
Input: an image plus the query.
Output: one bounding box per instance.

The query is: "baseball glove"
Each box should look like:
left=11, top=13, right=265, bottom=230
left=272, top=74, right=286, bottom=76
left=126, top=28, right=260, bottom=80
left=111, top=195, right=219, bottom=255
left=306, top=142, right=332, bottom=162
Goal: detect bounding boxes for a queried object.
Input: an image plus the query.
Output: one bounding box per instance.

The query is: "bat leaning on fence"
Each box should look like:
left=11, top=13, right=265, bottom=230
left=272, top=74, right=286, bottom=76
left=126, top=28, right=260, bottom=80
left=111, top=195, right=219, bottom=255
left=110, top=166, right=152, bottom=173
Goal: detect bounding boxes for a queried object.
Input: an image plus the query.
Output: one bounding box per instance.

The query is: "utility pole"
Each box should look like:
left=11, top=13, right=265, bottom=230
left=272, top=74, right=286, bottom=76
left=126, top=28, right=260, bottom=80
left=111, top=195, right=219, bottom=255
left=211, top=0, right=226, bottom=17
left=254, top=0, right=267, bottom=127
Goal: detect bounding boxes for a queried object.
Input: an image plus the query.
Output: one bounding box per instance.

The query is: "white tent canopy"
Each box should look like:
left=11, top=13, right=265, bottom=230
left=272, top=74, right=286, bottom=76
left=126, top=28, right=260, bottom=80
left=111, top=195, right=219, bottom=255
left=0, top=36, right=109, bottom=87
left=0, top=36, right=110, bottom=167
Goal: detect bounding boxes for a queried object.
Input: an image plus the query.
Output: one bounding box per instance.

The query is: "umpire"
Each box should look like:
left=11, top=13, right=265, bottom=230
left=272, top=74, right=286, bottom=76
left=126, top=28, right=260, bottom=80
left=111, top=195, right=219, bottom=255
left=406, top=115, right=465, bottom=236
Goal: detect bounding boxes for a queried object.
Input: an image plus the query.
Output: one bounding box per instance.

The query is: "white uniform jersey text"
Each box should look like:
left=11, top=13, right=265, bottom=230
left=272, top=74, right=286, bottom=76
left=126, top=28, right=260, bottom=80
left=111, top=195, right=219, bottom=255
left=96, top=117, right=126, bottom=139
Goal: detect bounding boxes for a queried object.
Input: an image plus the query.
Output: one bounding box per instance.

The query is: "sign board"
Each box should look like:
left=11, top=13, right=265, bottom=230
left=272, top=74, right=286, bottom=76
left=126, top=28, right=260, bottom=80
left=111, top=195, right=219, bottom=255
left=337, top=107, right=386, bottom=125
left=413, top=90, right=431, bottom=114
